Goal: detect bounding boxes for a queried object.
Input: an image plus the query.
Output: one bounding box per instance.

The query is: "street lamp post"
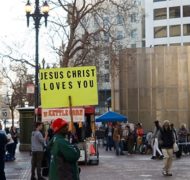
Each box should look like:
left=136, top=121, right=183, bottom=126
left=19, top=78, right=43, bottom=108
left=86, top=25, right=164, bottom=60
left=25, top=0, right=49, bottom=121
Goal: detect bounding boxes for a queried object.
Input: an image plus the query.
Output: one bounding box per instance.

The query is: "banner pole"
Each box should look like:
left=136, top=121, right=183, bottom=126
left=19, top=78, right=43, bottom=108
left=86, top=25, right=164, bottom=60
left=68, top=95, right=74, bottom=134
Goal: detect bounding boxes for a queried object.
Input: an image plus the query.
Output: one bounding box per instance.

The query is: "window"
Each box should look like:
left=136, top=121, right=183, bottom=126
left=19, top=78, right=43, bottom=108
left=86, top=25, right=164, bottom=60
left=169, top=6, right=180, bottom=18
left=183, top=24, right=190, bottom=36
left=154, top=26, right=167, bottom=38
left=117, top=15, right=123, bottom=24
left=104, top=32, right=109, bottom=42
left=183, top=6, right=190, bottom=17
left=131, top=29, right=137, bottom=39
left=131, top=13, right=137, bottom=22
left=170, top=43, right=181, bottom=46
left=103, top=17, right=109, bottom=26
left=94, top=16, right=99, bottom=28
left=153, top=0, right=166, bottom=2
left=131, top=44, right=136, bottom=48
left=154, top=8, right=167, bottom=20
left=104, top=74, right=110, bottom=82
left=154, top=44, right=167, bottom=46
left=104, top=61, right=109, bottom=69
left=94, top=34, right=100, bottom=41
left=184, top=42, right=190, bottom=46
left=116, top=31, right=124, bottom=40
left=169, top=25, right=181, bottom=37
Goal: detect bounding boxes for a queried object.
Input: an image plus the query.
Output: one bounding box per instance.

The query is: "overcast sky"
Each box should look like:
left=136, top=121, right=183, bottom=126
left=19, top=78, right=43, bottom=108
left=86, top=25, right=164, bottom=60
left=0, top=0, right=57, bottom=67
left=0, top=0, right=61, bottom=95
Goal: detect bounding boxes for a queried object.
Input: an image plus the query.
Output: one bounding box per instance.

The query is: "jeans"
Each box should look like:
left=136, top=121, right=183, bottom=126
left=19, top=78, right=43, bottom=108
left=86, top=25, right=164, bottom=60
left=153, top=138, right=162, bottom=156
left=114, top=141, right=124, bottom=155
left=106, top=136, right=113, bottom=151
left=31, top=151, right=44, bottom=178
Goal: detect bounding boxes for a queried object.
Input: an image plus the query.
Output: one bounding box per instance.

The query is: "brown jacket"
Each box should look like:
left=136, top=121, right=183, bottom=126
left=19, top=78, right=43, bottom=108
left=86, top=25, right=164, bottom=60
left=113, top=127, right=121, bottom=142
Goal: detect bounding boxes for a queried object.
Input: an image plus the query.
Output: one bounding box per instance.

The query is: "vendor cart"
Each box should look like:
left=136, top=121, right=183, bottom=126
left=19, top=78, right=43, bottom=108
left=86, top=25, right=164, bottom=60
left=40, top=105, right=99, bottom=165
left=78, top=138, right=99, bottom=165
left=77, top=106, right=99, bottom=165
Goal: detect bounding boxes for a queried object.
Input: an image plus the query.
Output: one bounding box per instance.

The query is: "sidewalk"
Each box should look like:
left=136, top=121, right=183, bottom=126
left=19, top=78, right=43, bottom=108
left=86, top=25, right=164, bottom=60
left=5, top=145, right=48, bottom=180
left=5, top=148, right=31, bottom=180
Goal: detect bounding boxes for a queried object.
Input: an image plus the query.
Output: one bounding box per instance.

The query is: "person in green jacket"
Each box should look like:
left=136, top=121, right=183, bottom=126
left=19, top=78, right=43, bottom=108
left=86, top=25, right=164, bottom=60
left=48, top=118, right=80, bottom=180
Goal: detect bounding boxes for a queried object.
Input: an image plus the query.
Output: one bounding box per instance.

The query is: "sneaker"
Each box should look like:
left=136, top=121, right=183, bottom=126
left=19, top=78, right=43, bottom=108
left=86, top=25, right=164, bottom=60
left=162, top=171, right=167, bottom=176
left=159, top=155, right=164, bottom=159
left=166, top=172, right=172, bottom=176
left=151, top=156, right=156, bottom=159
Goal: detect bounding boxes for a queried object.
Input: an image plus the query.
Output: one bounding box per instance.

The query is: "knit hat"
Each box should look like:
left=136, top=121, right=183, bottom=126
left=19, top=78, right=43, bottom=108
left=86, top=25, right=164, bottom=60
left=51, top=118, right=68, bottom=133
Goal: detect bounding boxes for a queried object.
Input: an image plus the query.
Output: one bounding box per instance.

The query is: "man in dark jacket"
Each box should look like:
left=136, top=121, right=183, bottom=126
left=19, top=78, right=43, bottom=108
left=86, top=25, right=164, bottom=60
left=48, top=118, right=80, bottom=180
left=0, top=124, right=8, bottom=180
left=105, top=123, right=114, bottom=151
left=159, top=120, right=174, bottom=176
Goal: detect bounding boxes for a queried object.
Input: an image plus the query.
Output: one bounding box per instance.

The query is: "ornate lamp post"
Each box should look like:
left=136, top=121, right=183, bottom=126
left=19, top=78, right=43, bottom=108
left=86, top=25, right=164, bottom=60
left=25, top=0, right=49, bottom=121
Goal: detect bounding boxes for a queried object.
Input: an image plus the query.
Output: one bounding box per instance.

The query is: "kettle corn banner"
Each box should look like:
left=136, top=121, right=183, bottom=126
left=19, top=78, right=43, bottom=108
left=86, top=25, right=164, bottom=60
left=42, top=108, right=85, bottom=123
left=39, top=66, right=98, bottom=108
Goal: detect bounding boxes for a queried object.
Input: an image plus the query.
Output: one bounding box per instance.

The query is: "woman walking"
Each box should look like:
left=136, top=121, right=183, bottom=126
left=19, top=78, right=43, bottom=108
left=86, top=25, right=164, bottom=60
left=151, top=121, right=163, bottom=159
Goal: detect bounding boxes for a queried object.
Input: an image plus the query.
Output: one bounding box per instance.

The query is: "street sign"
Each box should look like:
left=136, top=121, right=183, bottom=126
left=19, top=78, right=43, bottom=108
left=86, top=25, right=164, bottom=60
left=1, top=108, right=9, bottom=119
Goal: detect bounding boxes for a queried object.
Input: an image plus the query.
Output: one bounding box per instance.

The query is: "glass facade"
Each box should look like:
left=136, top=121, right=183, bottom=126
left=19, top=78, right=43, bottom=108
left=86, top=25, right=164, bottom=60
left=169, top=25, right=181, bottom=37
left=183, top=6, right=190, bottom=17
left=183, top=24, right=190, bottom=36
left=154, top=8, right=167, bottom=20
left=153, top=0, right=166, bottom=2
left=154, top=26, right=167, bottom=38
left=169, top=6, right=180, bottom=18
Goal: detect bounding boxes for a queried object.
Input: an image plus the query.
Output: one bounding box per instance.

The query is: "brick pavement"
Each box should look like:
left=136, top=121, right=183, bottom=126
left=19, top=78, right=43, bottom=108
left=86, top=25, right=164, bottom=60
left=5, top=145, right=190, bottom=180
left=5, top=146, right=48, bottom=180
left=5, top=149, right=31, bottom=180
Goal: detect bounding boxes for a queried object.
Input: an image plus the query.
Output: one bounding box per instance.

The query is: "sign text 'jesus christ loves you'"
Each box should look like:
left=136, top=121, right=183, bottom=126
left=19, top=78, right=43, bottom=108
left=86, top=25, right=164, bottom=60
left=39, top=66, right=98, bottom=108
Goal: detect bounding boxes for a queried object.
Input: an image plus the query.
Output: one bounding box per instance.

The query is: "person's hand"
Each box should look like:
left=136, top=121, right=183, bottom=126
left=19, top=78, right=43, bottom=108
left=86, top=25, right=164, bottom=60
left=44, top=131, right=48, bottom=140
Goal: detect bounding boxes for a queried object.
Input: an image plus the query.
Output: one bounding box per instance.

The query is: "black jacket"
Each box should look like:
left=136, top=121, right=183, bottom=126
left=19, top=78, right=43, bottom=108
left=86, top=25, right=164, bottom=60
left=159, top=128, right=174, bottom=149
left=0, top=133, right=8, bottom=155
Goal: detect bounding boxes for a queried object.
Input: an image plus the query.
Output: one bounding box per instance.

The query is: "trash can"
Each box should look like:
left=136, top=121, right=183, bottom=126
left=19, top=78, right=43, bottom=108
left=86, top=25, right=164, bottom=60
left=17, top=107, right=35, bottom=151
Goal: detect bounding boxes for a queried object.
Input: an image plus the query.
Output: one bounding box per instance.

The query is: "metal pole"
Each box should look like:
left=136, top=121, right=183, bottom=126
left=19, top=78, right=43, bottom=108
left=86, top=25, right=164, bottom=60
left=25, top=0, right=49, bottom=122
left=34, top=0, right=40, bottom=122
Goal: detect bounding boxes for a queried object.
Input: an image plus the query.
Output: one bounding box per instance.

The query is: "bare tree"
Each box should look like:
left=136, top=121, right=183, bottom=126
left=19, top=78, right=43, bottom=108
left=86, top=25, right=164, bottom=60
left=1, top=63, right=34, bottom=126
left=47, top=0, right=141, bottom=67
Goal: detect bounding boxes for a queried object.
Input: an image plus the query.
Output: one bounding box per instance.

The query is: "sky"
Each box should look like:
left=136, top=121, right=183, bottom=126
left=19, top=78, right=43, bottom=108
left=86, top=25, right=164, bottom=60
left=0, top=0, right=58, bottom=68
left=0, top=0, right=61, bottom=94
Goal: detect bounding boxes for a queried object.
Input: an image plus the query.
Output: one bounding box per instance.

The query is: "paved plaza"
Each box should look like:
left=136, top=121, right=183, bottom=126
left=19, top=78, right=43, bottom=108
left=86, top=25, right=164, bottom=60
left=5, top=146, right=190, bottom=180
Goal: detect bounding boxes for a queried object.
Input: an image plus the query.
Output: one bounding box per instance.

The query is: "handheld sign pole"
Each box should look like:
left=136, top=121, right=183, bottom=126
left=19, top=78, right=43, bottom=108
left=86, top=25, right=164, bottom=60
left=68, top=95, right=74, bottom=134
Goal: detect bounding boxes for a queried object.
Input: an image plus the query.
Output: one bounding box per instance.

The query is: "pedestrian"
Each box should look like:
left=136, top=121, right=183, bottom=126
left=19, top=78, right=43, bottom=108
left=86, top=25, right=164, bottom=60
left=136, top=123, right=144, bottom=153
left=0, top=123, right=6, bottom=135
left=105, top=123, right=114, bottom=151
left=31, top=122, right=47, bottom=180
left=151, top=120, right=163, bottom=159
left=177, top=123, right=188, bottom=155
left=113, top=123, right=124, bottom=155
left=10, top=126, right=18, bottom=159
left=125, top=125, right=134, bottom=155
left=0, top=123, right=8, bottom=180
left=178, top=123, right=188, bottom=143
left=5, top=128, right=15, bottom=161
left=159, top=120, right=174, bottom=176
left=48, top=118, right=80, bottom=180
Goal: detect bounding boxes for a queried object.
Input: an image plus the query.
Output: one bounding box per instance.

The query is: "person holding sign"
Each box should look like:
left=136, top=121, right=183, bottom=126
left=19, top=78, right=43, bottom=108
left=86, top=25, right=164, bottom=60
left=48, top=118, right=80, bottom=180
